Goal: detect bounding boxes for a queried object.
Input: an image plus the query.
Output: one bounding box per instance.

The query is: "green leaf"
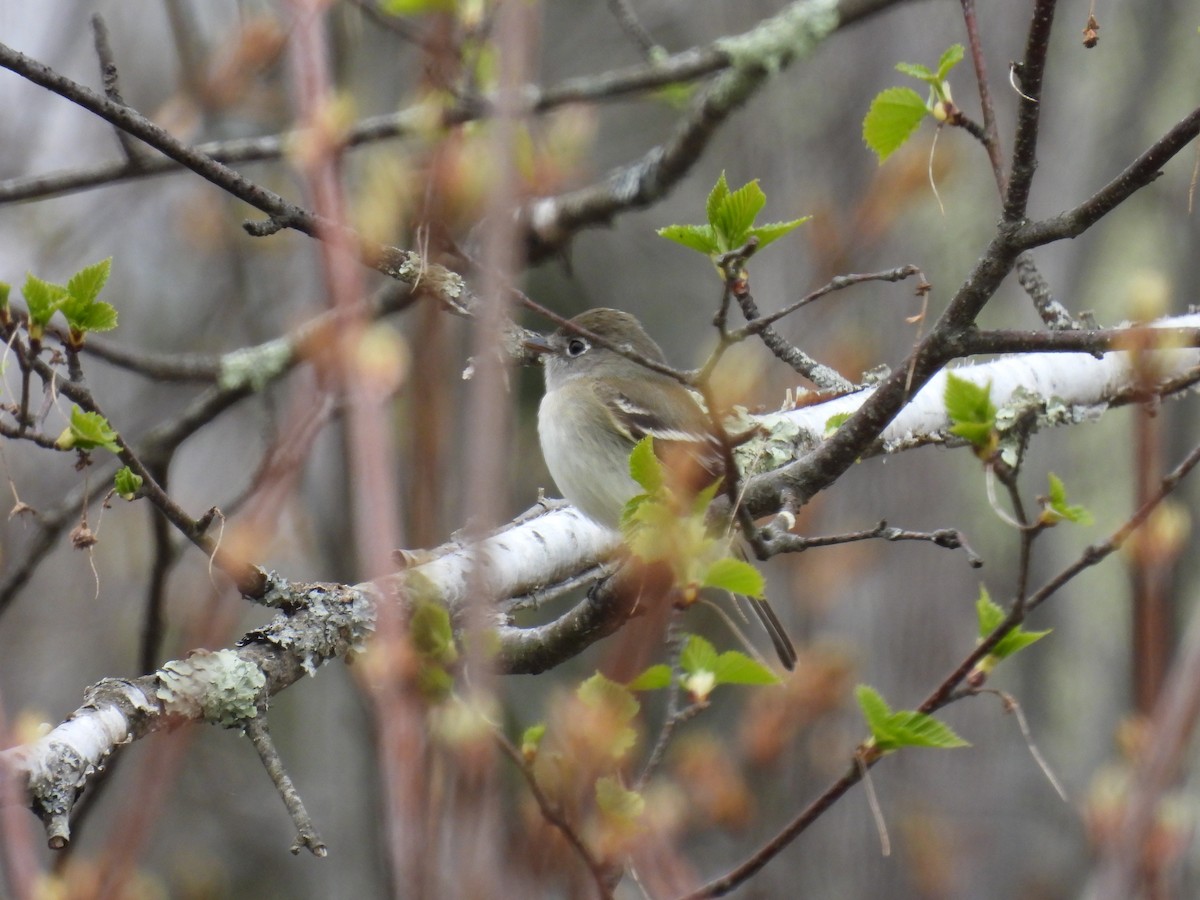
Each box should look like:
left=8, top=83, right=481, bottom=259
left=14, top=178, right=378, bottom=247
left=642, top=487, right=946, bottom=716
left=521, top=723, right=546, bottom=757
left=55, top=407, right=121, bottom=453
left=662, top=172, right=809, bottom=265
left=824, top=411, right=851, bottom=436
left=711, top=649, right=779, bottom=685
left=652, top=80, right=697, bottom=109
left=862, top=86, right=928, bottom=162
left=60, top=298, right=118, bottom=334
left=628, top=435, right=663, bottom=493
left=1044, top=472, right=1094, bottom=525
left=883, top=709, right=971, bottom=750
left=0, top=281, right=10, bottom=312
left=578, top=672, right=639, bottom=758
left=894, top=62, right=935, bottom=81
left=628, top=664, right=672, bottom=691
left=114, top=466, right=143, bottom=501
left=619, top=493, right=649, bottom=532
left=855, top=684, right=969, bottom=751
left=22, top=273, right=68, bottom=329
left=974, top=585, right=1051, bottom=663
left=677, top=635, right=780, bottom=698
left=410, top=598, right=458, bottom=665
left=656, top=224, right=720, bottom=255
left=944, top=372, right=996, bottom=450
left=748, top=217, right=811, bottom=251
left=622, top=494, right=683, bottom=560
left=66, top=258, right=111, bottom=307
left=578, top=672, right=640, bottom=724
left=993, top=627, right=1051, bottom=660
left=58, top=259, right=118, bottom=338
left=711, top=179, right=767, bottom=251
left=701, top=556, right=765, bottom=598
left=689, top=479, right=722, bottom=518
left=381, top=0, right=456, bottom=14
left=974, top=585, right=1004, bottom=638
left=856, top=683, right=892, bottom=734
left=705, top=171, right=731, bottom=226
left=595, top=775, right=644, bottom=825
left=680, top=634, right=719, bottom=676
left=936, top=43, right=965, bottom=81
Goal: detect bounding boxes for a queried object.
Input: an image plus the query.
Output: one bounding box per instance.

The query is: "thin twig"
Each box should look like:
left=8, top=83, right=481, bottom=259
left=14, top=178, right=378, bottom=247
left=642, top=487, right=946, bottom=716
left=604, top=0, right=659, bottom=57
left=494, top=732, right=615, bottom=900
left=89, top=14, right=148, bottom=166
left=244, top=715, right=327, bottom=857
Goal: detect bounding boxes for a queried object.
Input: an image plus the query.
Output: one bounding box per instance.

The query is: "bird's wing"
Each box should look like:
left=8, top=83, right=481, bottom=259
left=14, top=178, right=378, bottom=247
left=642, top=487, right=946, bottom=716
left=594, top=380, right=724, bottom=487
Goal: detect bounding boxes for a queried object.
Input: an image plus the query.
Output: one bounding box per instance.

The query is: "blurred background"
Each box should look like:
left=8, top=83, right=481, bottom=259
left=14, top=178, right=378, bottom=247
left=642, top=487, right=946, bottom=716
left=1, top=0, right=1200, bottom=897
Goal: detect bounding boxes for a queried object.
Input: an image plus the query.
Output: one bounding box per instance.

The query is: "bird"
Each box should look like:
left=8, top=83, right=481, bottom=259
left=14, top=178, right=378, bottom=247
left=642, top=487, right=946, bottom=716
left=526, top=307, right=797, bottom=670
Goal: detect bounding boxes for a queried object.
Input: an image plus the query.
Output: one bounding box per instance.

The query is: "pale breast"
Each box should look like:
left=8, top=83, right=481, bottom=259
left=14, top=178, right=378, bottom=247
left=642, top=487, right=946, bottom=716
left=538, top=388, right=640, bottom=529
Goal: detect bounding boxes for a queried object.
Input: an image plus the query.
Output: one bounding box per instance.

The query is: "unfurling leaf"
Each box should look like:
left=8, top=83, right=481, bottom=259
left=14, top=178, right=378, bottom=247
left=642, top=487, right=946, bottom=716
left=114, top=466, right=143, bottom=501
left=66, top=258, right=111, bottom=307
left=22, top=273, right=68, bottom=335
left=679, top=634, right=779, bottom=699
left=657, top=224, right=720, bottom=255
left=658, top=171, right=809, bottom=266
left=1042, top=472, right=1094, bottom=526
left=521, top=723, right=546, bottom=762
left=936, top=43, right=965, bottom=81
left=974, top=586, right=1050, bottom=667
left=56, top=407, right=121, bottom=454
left=944, top=372, right=997, bottom=453
left=855, top=684, right=969, bottom=751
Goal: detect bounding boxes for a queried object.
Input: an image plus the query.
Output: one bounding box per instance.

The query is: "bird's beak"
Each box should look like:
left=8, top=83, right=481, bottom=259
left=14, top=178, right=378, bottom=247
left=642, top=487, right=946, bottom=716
left=522, top=331, right=554, bottom=363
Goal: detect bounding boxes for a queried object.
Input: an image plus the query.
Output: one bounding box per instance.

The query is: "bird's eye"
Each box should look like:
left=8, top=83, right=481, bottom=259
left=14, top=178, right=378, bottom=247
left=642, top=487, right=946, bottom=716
left=566, top=338, right=588, bottom=358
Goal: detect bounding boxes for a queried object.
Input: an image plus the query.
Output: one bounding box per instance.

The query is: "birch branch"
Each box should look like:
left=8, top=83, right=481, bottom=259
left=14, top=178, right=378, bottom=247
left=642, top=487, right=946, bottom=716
left=2, top=315, right=1198, bottom=849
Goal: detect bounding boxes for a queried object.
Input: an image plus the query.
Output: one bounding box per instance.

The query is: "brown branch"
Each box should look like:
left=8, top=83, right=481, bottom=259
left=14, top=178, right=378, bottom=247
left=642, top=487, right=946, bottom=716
left=1002, top=0, right=1059, bottom=223
left=494, top=734, right=616, bottom=900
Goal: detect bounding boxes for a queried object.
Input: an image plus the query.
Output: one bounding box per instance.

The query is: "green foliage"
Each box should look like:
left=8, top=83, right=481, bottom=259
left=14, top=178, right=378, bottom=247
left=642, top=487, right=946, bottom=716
left=657, top=172, right=809, bottom=269
left=627, top=664, right=672, bottom=691
left=855, top=684, right=969, bottom=752
left=701, top=556, right=765, bottom=597
left=410, top=598, right=459, bottom=701
left=55, top=407, right=121, bottom=454
left=410, top=598, right=458, bottom=666
left=863, top=44, right=965, bottom=162
left=594, top=775, right=645, bottom=827
left=944, top=372, right=997, bottom=454
left=380, top=0, right=456, bottom=14
left=60, top=258, right=117, bottom=342
left=520, top=723, right=546, bottom=760
left=1041, top=472, right=1094, bottom=526
left=628, top=435, right=663, bottom=493
left=18, top=259, right=116, bottom=344
left=0, top=281, right=10, bottom=314
left=862, top=87, right=928, bottom=162
left=974, top=586, right=1050, bottom=667
left=622, top=436, right=755, bottom=602
left=113, top=466, right=143, bottom=501
left=578, top=672, right=640, bottom=759
left=680, top=634, right=778, bottom=701
left=22, top=273, right=68, bottom=339
left=824, top=411, right=851, bottom=436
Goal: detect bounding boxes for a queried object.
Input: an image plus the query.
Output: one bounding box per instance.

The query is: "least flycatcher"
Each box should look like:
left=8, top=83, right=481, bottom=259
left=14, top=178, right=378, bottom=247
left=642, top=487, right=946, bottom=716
left=527, top=308, right=796, bottom=670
